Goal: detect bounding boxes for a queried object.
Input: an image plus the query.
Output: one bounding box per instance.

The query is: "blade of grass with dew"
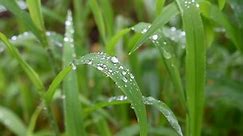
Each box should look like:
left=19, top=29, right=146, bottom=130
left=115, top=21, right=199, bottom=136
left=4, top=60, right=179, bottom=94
left=73, top=52, right=148, bottom=136
left=106, top=28, right=131, bottom=55
left=199, top=1, right=243, bottom=52
left=84, top=95, right=183, bottom=136
left=131, top=22, right=186, bottom=109
left=89, top=0, right=107, bottom=43
left=62, top=11, right=86, bottom=136
left=0, top=106, right=27, bottom=136
left=0, top=32, right=45, bottom=92
left=130, top=2, right=179, bottom=54
left=156, top=0, right=165, bottom=16
left=176, top=0, right=206, bottom=136
left=0, top=0, right=44, bottom=47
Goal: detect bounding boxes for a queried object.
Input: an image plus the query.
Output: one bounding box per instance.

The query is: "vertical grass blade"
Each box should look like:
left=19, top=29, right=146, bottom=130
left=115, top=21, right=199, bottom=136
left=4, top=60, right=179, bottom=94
left=89, top=0, right=107, bottom=43
left=0, top=106, right=27, bottom=136
left=62, top=11, right=86, bottom=136
left=74, top=52, right=148, bottom=136
left=156, top=0, right=165, bottom=15
left=0, top=32, right=45, bottom=92
left=26, top=0, right=48, bottom=47
left=176, top=1, right=206, bottom=136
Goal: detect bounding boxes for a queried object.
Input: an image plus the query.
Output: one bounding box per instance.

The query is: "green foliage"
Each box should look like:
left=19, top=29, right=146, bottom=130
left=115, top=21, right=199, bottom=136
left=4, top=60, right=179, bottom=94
left=0, top=0, right=242, bottom=136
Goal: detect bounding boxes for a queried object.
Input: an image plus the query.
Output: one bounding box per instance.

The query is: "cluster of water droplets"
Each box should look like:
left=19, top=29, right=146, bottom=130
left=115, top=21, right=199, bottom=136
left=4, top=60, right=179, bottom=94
left=108, top=95, right=128, bottom=102
left=64, top=10, right=75, bottom=48
left=184, top=0, right=200, bottom=9
left=163, top=27, right=186, bottom=48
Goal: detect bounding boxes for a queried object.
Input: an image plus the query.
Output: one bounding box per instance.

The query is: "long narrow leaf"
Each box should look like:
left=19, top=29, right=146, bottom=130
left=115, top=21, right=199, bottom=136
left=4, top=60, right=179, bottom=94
left=62, top=11, right=86, bottom=136
left=74, top=52, right=148, bottom=136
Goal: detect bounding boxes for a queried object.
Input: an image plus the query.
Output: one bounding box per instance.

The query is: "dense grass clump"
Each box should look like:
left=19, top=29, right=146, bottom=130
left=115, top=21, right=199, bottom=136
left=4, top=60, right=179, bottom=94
left=0, top=0, right=242, bottom=136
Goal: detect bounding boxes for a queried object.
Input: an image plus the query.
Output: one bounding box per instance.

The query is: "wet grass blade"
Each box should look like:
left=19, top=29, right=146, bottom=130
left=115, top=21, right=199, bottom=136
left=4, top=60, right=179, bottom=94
left=89, top=0, right=106, bottom=43
left=0, top=106, right=27, bottom=136
left=62, top=11, right=86, bottom=136
left=84, top=95, right=183, bottom=136
left=131, top=22, right=186, bottom=109
left=177, top=1, right=206, bottom=136
left=0, top=32, right=45, bottom=92
left=129, top=2, right=179, bottom=54
left=74, top=52, right=148, bottom=136
left=0, top=0, right=44, bottom=46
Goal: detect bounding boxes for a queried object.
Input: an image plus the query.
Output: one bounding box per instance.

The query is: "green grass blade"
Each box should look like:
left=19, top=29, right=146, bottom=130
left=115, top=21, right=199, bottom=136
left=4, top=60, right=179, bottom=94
left=74, top=52, right=148, bottom=136
left=156, top=0, right=165, bottom=15
left=85, top=95, right=183, bottom=136
left=0, top=0, right=44, bottom=46
left=131, top=22, right=186, bottom=108
left=27, top=105, right=43, bottom=136
left=89, top=0, right=106, bottom=43
left=177, top=1, right=206, bottom=136
left=44, top=65, right=72, bottom=104
left=200, top=1, right=243, bottom=52
left=99, top=0, right=114, bottom=39
left=106, top=28, right=130, bottom=55
left=0, top=32, right=45, bottom=92
left=26, top=0, right=45, bottom=31
left=218, top=0, right=226, bottom=10
left=129, top=2, right=179, bottom=54
left=62, top=11, right=86, bottom=136
left=0, top=106, right=27, bottom=136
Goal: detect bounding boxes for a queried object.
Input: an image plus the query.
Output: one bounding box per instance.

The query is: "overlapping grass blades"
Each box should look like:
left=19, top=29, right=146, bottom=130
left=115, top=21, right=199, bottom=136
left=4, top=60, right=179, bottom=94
left=130, top=2, right=179, bottom=54
left=85, top=95, right=183, bottom=136
left=74, top=52, right=148, bottom=136
left=131, top=22, right=186, bottom=110
left=0, top=106, right=27, bottom=136
left=62, top=11, right=86, bottom=136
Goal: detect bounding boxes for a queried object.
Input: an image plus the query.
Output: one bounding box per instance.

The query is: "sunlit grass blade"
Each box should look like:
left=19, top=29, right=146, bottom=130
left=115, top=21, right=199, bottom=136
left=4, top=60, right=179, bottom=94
left=74, top=52, right=148, bottom=136
left=0, top=106, right=27, bottom=136
left=0, top=0, right=44, bottom=46
left=106, top=28, right=130, bottom=55
left=84, top=95, right=183, bottom=136
left=200, top=1, right=243, bottom=52
left=177, top=1, right=206, bottom=136
left=129, top=2, right=179, bottom=54
left=89, top=0, right=106, bottom=43
left=218, top=0, right=226, bottom=10
left=0, top=32, right=45, bottom=92
left=131, top=22, right=186, bottom=108
left=62, top=11, right=86, bottom=136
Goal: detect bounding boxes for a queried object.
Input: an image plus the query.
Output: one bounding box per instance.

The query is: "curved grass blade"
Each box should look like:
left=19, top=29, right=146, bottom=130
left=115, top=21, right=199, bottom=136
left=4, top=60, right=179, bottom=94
left=74, top=52, right=148, bottom=136
left=62, top=11, right=86, bottom=136
left=106, top=28, right=130, bottom=55
left=85, top=95, right=183, bottom=136
left=0, top=106, right=27, bottom=136
left=131, top=22, right=186, bottom=109
left=177, top=1, right=206, bottom=136
left=89, top=0, right=106, bottom=43
left=0, top=32, right=45, bottom=92
left=129, top=2, right=179, bottom=54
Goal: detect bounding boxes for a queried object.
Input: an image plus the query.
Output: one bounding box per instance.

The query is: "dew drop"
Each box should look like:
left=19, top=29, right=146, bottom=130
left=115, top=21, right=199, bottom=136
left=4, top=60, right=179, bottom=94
left=141, top=28, right=148, bottom=34
left=196, top=3, right=200, bottom=8
left=11, top=36, right=17, bottom=41
left=162, top=49, right=172, bottom=59
left=130, top=74, right=135, bottom=79
left=64, top=37, right=69, bottom=42
left=111, top=56, right=119, bottom=63
left=151, top=34, right=158, bottom=40
left=71, top=63, right=77, bottom=70
left=97, top=66, right=104, bottom=71
left=119, top=66, right=124, bottom=70
left=122, top=71, right=126, bottom=75
left=122, top=77, right=128, bottom=83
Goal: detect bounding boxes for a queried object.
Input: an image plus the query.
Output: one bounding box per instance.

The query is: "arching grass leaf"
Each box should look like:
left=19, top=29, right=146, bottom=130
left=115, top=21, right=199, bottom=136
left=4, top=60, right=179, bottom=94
left=74, top=52, right=148, bottom=136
